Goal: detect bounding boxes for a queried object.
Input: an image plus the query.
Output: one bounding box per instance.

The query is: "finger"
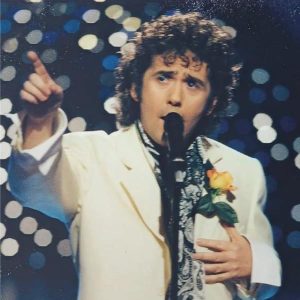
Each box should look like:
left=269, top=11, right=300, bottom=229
left=192, top=251, right=225, bottom=263
left=27, top=51, right=52, bottom=83
left=205, top=272, right=232, bottom=284
left=28, top=73, right=51, bottom=96
left=204, top=262, right=230, bottom=275
left=222, top=224, right=240, bottom=241
left=197, top=238, right=229, bottom=251
left=20, top=90, right=38, bottom=104
left=23, top=80, right=48, bottom=102
left=50, top=83, right=63, bottom=96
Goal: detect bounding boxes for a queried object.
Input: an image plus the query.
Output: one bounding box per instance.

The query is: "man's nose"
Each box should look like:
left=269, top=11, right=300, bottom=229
left=168, top=82, right=183, bottom=107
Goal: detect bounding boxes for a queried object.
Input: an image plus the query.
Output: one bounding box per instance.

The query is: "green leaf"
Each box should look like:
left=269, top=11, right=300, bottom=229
left=214, top=202, right=238, bottom=225
left=195, top=194, right=215, bottom=217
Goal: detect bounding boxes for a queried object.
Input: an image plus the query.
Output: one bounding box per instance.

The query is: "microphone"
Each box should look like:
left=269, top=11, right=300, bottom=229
left=163, top=112, right=184, bottom=160
left=163, top=112, right=184, bottom=299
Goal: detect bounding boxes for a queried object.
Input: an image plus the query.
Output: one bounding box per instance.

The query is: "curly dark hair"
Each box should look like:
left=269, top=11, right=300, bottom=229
left=115, top=12, right=241, bottom=134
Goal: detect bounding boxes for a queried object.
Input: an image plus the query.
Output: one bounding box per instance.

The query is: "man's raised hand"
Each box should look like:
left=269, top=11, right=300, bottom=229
left=20, top=51, right=63, bottom=149
left=20, top=51, right=63, bottom=119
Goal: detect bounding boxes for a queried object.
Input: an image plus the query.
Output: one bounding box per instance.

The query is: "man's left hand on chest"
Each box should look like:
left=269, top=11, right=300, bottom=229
left=192, top=224, right=252, bottom=284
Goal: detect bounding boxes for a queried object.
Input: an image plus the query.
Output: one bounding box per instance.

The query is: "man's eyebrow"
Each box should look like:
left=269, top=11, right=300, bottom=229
left=152, top=71, right=207, bottom=87
left=152, top=70, right=176, bottom=76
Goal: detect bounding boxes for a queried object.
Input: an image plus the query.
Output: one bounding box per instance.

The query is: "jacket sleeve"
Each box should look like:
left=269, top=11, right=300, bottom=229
left=237, top=159, right=281, bottom=299
left=8, top=109, right=79, bottom=225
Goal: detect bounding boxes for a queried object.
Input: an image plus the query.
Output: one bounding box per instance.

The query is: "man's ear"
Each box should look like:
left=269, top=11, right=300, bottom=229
left=130, top=85, right=138, bottom=102
left=206, top=97, right=218, bottom=116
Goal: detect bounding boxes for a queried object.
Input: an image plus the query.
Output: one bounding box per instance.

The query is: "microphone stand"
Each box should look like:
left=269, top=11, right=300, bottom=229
left=165, top=155, right=185, bottom=300
left=163, top=112, right=185, bottom=300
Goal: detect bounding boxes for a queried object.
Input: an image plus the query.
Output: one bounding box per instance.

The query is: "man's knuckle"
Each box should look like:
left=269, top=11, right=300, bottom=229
left=23, top=81, right=30, bottom=89
left=29, top=73, right=36, bottom=81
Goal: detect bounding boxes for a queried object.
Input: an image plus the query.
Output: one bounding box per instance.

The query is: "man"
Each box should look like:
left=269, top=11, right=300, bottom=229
left=9, top=13, right=281, bottom=299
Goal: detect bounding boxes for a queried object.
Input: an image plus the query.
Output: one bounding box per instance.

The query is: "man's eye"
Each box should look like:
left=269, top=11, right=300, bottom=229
left=186, top=79, right=198, bottom=88
left=157, top=74, right=169, bottom=82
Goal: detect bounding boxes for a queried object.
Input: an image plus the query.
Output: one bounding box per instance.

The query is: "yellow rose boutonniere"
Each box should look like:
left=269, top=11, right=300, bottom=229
left=194, top=165, right=238, bottom=225
left=207, top=169, right=237, bottom=192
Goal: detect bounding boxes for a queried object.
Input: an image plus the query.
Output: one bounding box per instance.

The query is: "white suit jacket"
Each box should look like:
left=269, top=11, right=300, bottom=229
left=9, top=110, right=281, bottom=300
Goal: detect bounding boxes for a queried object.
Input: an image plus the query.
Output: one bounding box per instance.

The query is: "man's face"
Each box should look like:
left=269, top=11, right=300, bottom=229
left=132, top=51, right=212, bottom=146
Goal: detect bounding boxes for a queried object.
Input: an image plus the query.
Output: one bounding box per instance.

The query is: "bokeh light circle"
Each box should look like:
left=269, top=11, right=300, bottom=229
left=14, top=9, right=32, bottom=24
left=249, top=87, right=266, bottom=104
left=270, top=143, right=289, bottom=161
left=68, top=117, right=87, bottom=132
left=293, top=137, right=300, bottom=153
left=19, top=217, right=38, bottom=235
left=102, top=55, right=119, bottom=71
left=253, top=113, right=273, bottom=129
left=105, top=5, right=124, bottom=20
left=82, top=9, right=100, bottom=23
left=57, top=239, right=72, bottom=257
left=25, top=30, right=43, bottom=45
left=1, top=238, right=19, bottom=256
left=0, top=66, right=16, bottom=82
left=55, top=75, right=71, bottom=91
left=0, top=141, right=12, bottom=159
left=0, top=222, right=6, bottom=240
left=2, top=38, right=19, bottom=53
left=5, top=200, right=23, bottom=219
left=41, top=49, right=58, bottom=64
left=29, top=252, right=46, bottom=270
left=0, top=98, right=13, bottom=114
left=257, top=126, right=277, bottom=144
left=104, top=97, right=119, bottom=114
left=272, top=85, right=290, bottom=101
left=251, top=68, right=270, bottom=84
left=123, top=17, right=141, bottom=31
left=295, top=153, right=300, bottom=170
left=0, top=167, right=8, bottom=185
left=108, top=32, right=128, bottom=47
left=287, top=231, right=300, bottom=249
left=78, top=34, right=98, bottom=50
left=0, top=125, right=5, bottom=141
left=291, top=204, right=300, bottom=222
left=0, top=20, right=12, bottom=34
left=34, top=229, right=53, bottom=247
left=64, top=19, right=80, bottom=34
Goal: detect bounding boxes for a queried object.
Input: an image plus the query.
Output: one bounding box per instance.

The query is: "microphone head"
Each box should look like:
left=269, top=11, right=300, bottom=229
left=163, top=113, right=184, bottom=159
left=163, top=112, right=183, bottom=135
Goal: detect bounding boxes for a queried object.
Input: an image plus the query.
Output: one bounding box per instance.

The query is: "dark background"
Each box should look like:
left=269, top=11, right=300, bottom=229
left=1, top=0, right=300, bottom=299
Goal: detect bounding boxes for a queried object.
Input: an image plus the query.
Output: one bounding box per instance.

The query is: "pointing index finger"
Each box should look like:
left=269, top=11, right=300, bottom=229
left=27, top=51, right=52, bottom=83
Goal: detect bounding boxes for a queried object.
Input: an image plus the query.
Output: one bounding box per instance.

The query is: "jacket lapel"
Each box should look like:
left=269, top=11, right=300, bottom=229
left=112, top=126, right=165, bottom=242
